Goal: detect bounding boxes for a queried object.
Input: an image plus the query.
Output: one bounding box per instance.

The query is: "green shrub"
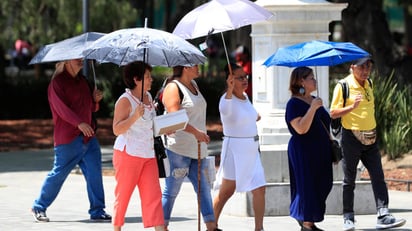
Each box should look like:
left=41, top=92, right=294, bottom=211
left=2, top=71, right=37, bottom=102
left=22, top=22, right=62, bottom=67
left=370, top=71, right=411, bottom=159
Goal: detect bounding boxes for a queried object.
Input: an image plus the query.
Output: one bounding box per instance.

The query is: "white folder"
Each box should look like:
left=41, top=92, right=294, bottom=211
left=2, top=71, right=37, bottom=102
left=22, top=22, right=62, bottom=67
left=153, top=109, right=189, bottom=137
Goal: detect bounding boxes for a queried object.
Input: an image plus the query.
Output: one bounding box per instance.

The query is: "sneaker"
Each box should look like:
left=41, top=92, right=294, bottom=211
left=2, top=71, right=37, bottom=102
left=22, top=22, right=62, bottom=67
left=90, top=212, right=112, bottom=222
left=376, top=214, right=406, bottom=230
left=31, top=208, right=49, bottom=222
left=343, top=218, right=355, bottom=231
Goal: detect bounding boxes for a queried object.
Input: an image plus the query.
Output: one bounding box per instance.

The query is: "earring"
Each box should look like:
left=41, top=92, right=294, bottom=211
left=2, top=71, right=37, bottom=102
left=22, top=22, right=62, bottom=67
left=299, top=86, right=305, bottom=95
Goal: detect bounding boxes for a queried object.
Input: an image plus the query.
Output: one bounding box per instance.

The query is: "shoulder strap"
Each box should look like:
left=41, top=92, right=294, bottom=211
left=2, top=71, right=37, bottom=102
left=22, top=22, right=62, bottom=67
left=367, top=78, right=373, bottom=88
left=172, top=80, right=184, bottom=104
left=338, top=79, right=349, bottom=107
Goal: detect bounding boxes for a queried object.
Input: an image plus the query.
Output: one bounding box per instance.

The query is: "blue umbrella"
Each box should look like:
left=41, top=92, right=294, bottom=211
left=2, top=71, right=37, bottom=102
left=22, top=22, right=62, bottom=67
left=262, top=40, right=370, bottom=67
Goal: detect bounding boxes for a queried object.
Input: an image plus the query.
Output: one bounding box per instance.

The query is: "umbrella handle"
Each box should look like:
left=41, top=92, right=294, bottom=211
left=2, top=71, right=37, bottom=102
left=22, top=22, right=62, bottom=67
left=220, top=32, right=232, bottom=75
left=91, top=61, right=97, bottom=90
left=197, top=141, right=201, bottom=231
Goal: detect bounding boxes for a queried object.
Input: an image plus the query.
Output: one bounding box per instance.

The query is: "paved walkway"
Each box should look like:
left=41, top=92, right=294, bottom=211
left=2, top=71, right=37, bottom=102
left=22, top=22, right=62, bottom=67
left=0, top=145, right=411, bottom=231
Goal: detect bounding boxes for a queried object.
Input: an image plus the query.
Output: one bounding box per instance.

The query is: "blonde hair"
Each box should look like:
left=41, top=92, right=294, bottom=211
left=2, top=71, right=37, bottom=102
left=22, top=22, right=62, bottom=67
left=51, top=61, right=66, bottom=79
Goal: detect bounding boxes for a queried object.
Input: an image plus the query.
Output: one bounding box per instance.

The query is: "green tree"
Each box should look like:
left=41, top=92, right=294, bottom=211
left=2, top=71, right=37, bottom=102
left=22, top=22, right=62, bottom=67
left=330, top=0, right=412, bottom=85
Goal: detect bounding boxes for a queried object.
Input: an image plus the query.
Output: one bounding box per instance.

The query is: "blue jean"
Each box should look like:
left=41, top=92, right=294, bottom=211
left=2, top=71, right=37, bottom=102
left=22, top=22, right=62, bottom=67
left=341, top=128, right=388, bottom=219
left=32, top=136, right=106, bottom=217
left=162, top=149, right=215, bottom=226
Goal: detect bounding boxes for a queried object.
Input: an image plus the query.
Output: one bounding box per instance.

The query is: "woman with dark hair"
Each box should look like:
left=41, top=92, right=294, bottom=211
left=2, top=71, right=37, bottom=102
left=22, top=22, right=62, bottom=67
left=285, top=67, right=333, bottom=231
left=161, top=65, right=220, bottom=231
left=112, top=61, right=165, bottom=231
left=213, top=63, right=266, bottom=231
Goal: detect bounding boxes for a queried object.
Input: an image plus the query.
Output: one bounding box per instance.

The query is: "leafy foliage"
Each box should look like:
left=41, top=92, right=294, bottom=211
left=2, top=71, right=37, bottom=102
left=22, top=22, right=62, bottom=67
left=0, top=0, right=139, bottom=51
left=372, top=71, right=412, bottom=159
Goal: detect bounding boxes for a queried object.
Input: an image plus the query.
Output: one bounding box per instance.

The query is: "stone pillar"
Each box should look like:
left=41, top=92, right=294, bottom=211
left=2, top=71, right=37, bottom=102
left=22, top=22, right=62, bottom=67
left=218, top=0, right=375, bottom=216
left=252, top=0, right=348, bottom=142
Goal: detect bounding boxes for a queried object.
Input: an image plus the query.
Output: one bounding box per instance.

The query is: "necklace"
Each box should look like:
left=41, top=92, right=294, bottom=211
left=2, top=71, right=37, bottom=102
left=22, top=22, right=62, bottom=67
left=126, top=90, right=153, bottom=108
left=126, top=90, right=155, bottom=120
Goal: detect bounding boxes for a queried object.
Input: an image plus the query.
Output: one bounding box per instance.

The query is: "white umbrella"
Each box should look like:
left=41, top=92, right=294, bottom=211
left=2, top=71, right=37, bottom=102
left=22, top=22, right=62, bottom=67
left=172, top=0, right=273, bottom=72
left=82, top=27, right=207, bottom=67
left=29, top=32, right=106, bottom=64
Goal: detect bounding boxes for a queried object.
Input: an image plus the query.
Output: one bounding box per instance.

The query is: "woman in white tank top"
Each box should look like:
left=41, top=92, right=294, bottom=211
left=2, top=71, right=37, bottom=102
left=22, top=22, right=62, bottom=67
left=112, top=61, right=165, bottom=231
left=161, top=65, right=220, bottom=231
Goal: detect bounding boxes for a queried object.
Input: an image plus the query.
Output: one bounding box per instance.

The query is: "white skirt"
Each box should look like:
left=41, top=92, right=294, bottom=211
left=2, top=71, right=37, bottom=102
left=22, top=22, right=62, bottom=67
left=214, top=136, right=266, bottom=192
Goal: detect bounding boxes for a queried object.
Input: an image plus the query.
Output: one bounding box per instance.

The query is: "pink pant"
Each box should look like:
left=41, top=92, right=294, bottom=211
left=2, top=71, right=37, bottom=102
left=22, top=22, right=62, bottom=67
left=112, top=149, right=164, bottom=228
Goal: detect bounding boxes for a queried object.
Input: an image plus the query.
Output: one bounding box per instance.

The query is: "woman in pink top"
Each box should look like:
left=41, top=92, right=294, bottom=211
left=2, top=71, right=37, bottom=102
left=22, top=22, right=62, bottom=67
left=112, top=61, right=165, bottom=231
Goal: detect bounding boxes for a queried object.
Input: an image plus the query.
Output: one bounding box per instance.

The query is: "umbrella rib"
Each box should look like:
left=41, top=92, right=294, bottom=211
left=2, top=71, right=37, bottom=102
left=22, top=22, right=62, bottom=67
left=180, top=52, right=193, bottom=67
left=119, top=47, right=130, bottom=65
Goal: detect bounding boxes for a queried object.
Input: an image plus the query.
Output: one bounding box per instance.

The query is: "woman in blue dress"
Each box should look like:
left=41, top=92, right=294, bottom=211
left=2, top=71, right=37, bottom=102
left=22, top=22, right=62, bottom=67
left=285, top=67, right=333, bottom=231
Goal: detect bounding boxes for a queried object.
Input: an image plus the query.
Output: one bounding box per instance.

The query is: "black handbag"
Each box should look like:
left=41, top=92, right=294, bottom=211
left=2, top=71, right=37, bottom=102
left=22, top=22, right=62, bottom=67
left=321, top=121, right=343, bottom=164
left=154, top=136, right=168, bottom=178
left=154, top=136, right=167, bottom=159
left=330, top=139, right=343, bottom=163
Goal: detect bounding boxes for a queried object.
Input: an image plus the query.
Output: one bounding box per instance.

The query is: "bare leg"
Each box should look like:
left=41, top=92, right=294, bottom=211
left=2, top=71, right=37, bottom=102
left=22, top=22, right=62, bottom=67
left=154, top=225, right=166, bottom=231
left=302, top=221, right=315, bottom=230
left=252, top=186, right=266, bottom=231
left=213, top=179, right=236, bottom=227
left=114, top=226, right=121, bottom=231
left=205, top=220, right=219, bottom=231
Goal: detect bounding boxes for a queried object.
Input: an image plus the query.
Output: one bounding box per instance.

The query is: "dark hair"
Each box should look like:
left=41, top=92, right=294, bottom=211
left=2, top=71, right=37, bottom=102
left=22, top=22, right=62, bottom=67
left=289, top=66, right=313, bottom=95
left=123, top=61, right=152, bottom=89
left=172, top=66, right=184, bottom=78
left=224, top=62, right=242, bottom=78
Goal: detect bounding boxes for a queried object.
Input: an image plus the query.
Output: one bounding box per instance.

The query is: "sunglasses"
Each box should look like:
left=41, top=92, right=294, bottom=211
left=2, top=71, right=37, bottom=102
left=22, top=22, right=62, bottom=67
left=234, top=75, right=249, bottom=81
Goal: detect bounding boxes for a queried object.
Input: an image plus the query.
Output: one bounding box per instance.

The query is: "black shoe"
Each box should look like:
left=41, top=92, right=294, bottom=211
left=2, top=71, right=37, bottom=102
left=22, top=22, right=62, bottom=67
left=301, top=224, right=324, bottom=231
left=90, top=212, right=112, bottom=222
left=31, top=208, right=50, bottom=222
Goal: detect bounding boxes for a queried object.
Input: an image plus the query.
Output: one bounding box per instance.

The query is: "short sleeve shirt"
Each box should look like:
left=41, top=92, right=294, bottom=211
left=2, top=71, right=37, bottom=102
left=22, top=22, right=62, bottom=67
left=330, top=74, right=376, bottom=130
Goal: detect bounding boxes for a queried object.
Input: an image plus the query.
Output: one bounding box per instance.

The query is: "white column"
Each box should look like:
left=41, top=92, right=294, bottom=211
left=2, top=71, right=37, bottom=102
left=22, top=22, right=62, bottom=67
left=252, top=0, right=347, bottom=139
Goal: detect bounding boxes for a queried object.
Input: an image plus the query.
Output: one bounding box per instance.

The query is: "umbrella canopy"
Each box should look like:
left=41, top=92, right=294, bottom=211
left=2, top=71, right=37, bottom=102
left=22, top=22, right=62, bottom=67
left=82, top=27, right=206, bottom=67
left=263, top=40, right=370, bottom=67
left=29, top=32, right=106, bottom=64
left=172, top=0, right=273, bottom=39
left=172, top=0, right=273, bottom=74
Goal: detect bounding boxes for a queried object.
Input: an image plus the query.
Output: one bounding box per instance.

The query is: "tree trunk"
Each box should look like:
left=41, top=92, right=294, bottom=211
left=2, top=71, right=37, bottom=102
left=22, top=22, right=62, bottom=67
left=331, top=0, right=412, bottom=84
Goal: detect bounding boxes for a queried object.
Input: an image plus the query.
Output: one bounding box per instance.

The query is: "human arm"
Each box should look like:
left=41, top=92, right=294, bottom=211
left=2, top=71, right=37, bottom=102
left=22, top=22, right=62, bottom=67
left=289, top=97, right=323, bottom=134
left=224, top=74, right=235, bottom=99
left=92, top=88, right=104, bottom=112
left=330, top=84, right=362, bottom=119
left=48, top=79, right=83, bottom=128
left=112, top=97, right=145, bottom=136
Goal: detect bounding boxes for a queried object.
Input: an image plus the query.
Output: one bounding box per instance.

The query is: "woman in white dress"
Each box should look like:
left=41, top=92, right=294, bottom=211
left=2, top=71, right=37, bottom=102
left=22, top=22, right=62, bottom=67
left=213, top=63, right=266, bottom=231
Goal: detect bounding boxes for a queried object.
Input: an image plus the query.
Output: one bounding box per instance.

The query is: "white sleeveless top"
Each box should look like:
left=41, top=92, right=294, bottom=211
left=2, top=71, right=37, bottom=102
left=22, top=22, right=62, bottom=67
left=165, top=80, right=208, bottom=159
left=113, top=89, right=156, bottom=158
